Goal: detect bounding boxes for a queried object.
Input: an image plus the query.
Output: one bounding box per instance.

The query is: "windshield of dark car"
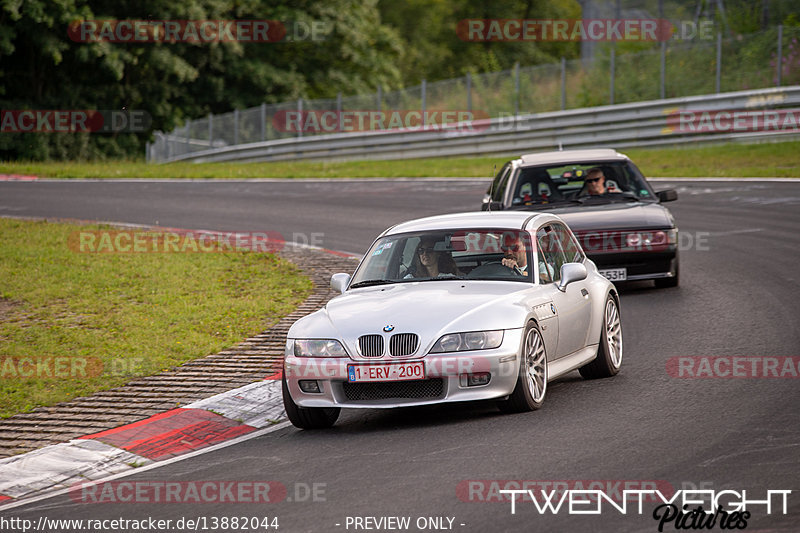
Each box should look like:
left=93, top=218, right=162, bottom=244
left=350, top=229, right=534, bottom=287
left=508, top=161, right=656, bottom=208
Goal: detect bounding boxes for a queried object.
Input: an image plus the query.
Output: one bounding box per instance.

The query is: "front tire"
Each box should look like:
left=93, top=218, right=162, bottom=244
left=282, top=374, right=340, bottom=429
left=579, top=295, right=623, bottom=379
left=498, top=322, right=547, bottom=413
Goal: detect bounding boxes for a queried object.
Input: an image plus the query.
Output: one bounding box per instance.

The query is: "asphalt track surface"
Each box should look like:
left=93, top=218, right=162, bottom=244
left=1, top=178, right=800, bottom=532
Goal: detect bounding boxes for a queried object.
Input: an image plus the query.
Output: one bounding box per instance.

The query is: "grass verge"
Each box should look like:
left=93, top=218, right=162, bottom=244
left=0, top=218, right=311, bottom=418
left=1, top=140, right=799, bottom=179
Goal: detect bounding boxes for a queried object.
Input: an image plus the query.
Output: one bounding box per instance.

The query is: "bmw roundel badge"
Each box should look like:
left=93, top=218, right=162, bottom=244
left=551, top=303, right=556, bottom=314
left=383, top=325, right=395, bottom=332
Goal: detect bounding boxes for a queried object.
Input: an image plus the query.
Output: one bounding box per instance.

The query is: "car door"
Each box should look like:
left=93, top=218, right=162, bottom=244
left=536, top=223, right=593, bottom=358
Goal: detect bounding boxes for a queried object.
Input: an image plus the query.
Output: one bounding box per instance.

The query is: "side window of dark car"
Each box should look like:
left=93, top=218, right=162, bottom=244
left=552, top=222, right=584, bottom=263
left=488, top=163, right=512, bottom=202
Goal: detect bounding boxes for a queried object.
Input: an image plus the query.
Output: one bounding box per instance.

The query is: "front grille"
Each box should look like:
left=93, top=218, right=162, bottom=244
left=343, top=379, right=444, bottom=401
left=358, top=334, right=384, bottom=357
left=389, top=333, right=419, bottom=357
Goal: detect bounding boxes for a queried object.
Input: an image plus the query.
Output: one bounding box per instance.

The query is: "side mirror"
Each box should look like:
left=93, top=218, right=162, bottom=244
left=657, top=189, right=678, bottom=202
left=557, top=263, right=588, bottom=292
left=330, top=273, right=351, bottom=294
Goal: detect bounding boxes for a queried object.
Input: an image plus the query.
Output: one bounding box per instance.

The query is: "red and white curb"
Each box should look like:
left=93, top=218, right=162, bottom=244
left=0, top=376, right=286, bottom=507
left=0, top=174, right=38, bottom=181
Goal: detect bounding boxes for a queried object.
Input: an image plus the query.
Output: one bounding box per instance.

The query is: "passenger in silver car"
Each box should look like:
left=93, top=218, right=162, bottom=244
left=407, top=237, right=459, bottom=278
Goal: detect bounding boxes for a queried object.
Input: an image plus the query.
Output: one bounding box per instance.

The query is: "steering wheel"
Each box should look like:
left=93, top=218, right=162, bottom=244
left=467, top=261, right=523, bottom=278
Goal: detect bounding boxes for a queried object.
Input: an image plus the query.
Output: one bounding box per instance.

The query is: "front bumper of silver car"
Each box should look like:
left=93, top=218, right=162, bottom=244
left=284, top=329, right=525, bottom=409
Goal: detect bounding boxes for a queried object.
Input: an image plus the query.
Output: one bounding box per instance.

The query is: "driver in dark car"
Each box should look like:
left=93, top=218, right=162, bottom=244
left=584, top=167, right=608, bottom=195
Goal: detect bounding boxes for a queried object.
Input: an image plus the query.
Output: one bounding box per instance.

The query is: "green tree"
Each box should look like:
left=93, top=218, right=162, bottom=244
left=0, top=0, right=403, bottom=160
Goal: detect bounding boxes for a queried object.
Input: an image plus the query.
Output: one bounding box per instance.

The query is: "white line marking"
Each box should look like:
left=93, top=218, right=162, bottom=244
left=9, top=177, right=493, bottom=183
left=710, top=228, right=764, bottom=237
left=1, top=176, right=797, bottom=183
left=649, top=177, right=800, bottom=182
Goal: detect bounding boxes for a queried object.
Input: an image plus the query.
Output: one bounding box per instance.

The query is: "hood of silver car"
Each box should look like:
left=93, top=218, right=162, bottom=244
left=288, top=280, right=533, bottom=356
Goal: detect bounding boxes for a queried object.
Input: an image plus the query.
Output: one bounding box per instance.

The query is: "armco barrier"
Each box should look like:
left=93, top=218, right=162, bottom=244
left=149, top=86, right=800, bottom=163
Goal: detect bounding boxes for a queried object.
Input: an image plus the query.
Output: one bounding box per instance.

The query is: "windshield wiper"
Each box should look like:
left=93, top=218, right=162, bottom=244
left=578, top=191, right=641, bottom=203
left=412, top=274, right=467, bottom=282
left=349, top=279, right=395, bottom=288
left=512, top=198, right=585, bottom=210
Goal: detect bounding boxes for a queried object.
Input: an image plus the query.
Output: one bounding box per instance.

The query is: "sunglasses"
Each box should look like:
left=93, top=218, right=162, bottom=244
left=501, top=245, right=520, bottom=252
left=418, top=247, right=437, bottom=255
left=585, top=177, right=603, bottom=183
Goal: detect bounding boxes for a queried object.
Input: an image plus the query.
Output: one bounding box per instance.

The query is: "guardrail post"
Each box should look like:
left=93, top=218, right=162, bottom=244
left=297, top=98, right=303, bottom=138
left=715, top=32, right=722, bottom=93
left=185, top=122, right=190, bottom=154
left=208, top=113, right=213, bottom=148
left=376, top=86, right=382, bottom=112
left=609, top=48, right=616, bottom=105
left=560, top=57, right=566, bottom=110
left=466, top=72, right=472, bottom=113
left=260, top=103, right=266, bottom=142
left=145, top=141, right=150, bottom=162
left=337, top=92, right=342, bottom=116
left=421, top=79, right=426, bottom=118
left=660, top=43, right=666, bottom=99
left=233, top=109, right=239, bottom=146
left=514, top=62, right=520, bottom=118
left=776, top=25, right=783, bottom=87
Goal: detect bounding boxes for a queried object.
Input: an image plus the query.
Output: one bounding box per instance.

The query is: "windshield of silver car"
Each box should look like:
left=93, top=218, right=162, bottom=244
left=349, top=229, right=534, bottom=288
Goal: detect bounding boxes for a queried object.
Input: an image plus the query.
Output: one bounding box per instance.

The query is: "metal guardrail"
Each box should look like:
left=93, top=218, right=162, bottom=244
left=151, top=86, right=800, bottom=164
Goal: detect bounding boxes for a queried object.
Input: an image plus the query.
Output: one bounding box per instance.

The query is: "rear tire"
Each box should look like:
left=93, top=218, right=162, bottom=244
left=282, top=375, right=340, bottom=429
left=579, top=295, right=623, bottom=379
left=498, top=322, right=547, bottom=413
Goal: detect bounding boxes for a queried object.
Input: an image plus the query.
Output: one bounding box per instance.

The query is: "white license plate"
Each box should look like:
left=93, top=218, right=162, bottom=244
left=348, top=362, right=425, bottom=382
left=599, top=268, right=627, bottom=281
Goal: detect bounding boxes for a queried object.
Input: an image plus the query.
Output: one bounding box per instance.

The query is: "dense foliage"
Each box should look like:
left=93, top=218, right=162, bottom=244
left=0, top=0, right=798, bottom=160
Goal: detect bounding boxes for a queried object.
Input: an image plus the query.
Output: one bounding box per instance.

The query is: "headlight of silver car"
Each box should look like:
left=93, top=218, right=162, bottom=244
left=293, top=339, right=348, bottom=357
left=429, top=330, right=504, bottom=353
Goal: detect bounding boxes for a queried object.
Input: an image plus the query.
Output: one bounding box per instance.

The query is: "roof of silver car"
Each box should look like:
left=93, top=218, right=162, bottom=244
left=519, top=148, right=628, bottom=166
left=384, top=211, right=558, bottom=236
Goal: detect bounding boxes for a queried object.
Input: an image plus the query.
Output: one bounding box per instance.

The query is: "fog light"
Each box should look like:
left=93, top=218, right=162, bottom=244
left=299, top=380, right=321, bottom=393
left=460, top=372, right=491, bottom=387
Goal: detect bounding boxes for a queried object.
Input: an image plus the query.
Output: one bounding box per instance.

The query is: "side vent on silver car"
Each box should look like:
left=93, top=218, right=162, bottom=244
left=358, top=334, right=384, bottom=357
left=389, top=333, right=419, bottom=357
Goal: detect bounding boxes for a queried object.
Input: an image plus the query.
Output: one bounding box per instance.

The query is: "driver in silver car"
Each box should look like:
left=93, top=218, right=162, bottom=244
left=500, top=233, right=528, bottom=274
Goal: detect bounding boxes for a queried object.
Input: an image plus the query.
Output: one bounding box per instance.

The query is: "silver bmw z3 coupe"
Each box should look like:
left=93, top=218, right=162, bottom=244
left=282, top=211, right=623, bottom=428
